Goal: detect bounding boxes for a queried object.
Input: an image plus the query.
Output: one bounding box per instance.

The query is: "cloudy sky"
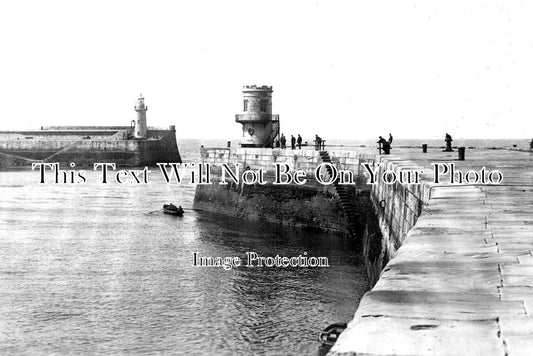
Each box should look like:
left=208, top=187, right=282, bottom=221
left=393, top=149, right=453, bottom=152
left=1, top=1, right=532, bottom=139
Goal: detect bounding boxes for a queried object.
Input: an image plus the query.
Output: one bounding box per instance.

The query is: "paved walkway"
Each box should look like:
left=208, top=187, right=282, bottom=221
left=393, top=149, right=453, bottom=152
left=330, top=148, right=533, bottom=355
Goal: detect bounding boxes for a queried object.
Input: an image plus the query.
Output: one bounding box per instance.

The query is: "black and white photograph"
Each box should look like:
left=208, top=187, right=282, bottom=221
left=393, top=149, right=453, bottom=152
left=1, top=1, right=532, bottom=355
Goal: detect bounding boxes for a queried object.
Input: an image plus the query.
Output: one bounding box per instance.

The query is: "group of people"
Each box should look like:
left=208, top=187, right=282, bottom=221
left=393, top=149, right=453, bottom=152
left=377, top=133, right=393, bottom=154
left=279, top=134, right=303, bottom=149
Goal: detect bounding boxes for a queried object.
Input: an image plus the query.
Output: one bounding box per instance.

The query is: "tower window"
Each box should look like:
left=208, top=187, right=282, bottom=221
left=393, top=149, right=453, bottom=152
left=243, top=100, right=248, bottom=112
left=260, top=100, right=268, bottom=112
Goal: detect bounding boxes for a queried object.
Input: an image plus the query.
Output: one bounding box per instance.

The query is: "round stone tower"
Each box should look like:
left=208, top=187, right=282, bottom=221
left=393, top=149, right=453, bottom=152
left=235, top=85, right=279, bottom=147
left=134, top=94, right=148, bottom=139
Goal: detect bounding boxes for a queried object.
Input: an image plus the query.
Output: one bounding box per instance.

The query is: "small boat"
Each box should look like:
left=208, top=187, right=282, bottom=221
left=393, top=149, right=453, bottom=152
left=319, top=322, right=347, bottom=346
left=163, top=203, right=184, bottom=216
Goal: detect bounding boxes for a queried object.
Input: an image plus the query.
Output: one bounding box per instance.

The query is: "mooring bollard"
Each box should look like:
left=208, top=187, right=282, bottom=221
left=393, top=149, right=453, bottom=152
left=422, top=144, right=428, bottom=153
left=458, top=147, right=465, bottom=160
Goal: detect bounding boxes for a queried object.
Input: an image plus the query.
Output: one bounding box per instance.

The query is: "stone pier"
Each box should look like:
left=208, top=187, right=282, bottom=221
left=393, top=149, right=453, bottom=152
left=330, top=148, right=533, bottom=355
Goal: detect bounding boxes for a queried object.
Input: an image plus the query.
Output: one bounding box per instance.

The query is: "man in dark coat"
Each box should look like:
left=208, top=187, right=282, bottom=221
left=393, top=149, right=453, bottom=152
left=377, top=136, right=390, bottom=154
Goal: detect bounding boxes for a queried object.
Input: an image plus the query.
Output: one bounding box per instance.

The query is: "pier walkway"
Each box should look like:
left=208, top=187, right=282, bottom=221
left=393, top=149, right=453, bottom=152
left=330, top=148, right=533, bottom=355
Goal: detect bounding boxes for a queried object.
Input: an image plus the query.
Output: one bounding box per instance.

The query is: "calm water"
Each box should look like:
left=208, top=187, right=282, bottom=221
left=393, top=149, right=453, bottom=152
left=0, top=140, right=369, bottom=355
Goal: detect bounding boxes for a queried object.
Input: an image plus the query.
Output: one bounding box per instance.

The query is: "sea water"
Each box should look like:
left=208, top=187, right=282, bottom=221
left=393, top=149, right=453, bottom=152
left=0, top=139, right=368, bottom=355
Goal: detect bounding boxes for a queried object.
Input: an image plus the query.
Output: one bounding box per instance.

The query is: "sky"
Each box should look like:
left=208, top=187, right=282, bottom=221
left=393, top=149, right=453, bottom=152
left=0, top=1, right=532, bottom=139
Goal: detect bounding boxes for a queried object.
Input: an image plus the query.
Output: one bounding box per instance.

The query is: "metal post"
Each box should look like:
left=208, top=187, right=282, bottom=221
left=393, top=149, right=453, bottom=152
left=458, top=147, right=465, bottom=160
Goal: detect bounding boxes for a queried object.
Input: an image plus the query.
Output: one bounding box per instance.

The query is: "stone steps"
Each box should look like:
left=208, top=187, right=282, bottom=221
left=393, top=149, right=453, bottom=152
left=318, top=150, right=359, bottom=237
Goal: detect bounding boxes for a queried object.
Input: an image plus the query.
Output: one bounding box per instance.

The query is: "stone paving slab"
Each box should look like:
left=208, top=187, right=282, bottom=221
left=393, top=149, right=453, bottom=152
left=401, top=238, right=497, bottom=248
left=500, top=287, right=533, bottom=314
left=374, top=267, right=501, bottom=294
left=502, top=275, right=533, bottom=287
left=407, top=227, right=493, bottom=236
left=502, top=266, right=533, bottom=274
left=354, top=290, right=525, bottom=320
left=387, top=257, right=518, bottom=268
left=492, top=226, right=533, bottom=232
left=504, top=338, right=533, bottom=356
left=517, top=256, right=533, bottom=265
left=330, top=317, right=504, bottom=356
left=330, top=148, right=533, bottom=355
left=499, top=317, right=533, bottom=356
left=494, top=239, right=533, bottom=246
left=392, top=249, right=512, bottom=261
left=500, top=316, right=533, bottom=333
left=498, top=248, right=533, bottom=255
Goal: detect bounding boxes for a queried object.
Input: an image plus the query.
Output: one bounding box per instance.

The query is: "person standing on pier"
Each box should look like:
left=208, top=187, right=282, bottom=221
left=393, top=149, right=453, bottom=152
left=315, top=135, right=323, bottom=150
left=388, top=133, right=393, bottom=145
left=297, top=134, right=302, bottom=149
left=280, top=134, right=286, bottom=149
left=444, top=133, right=453, bottom=152
left=291, top=135, right=296, bottom=150
left=377, top=136, right=390, bottom=154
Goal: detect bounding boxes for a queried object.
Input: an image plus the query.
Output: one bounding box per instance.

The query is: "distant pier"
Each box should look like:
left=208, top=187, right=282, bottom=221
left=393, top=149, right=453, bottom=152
left=0, top=95, right=182, bottom=167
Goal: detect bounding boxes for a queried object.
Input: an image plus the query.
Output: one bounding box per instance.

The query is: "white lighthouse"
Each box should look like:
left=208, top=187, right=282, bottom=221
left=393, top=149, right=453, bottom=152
left=134, top=95, right=148, bottom=139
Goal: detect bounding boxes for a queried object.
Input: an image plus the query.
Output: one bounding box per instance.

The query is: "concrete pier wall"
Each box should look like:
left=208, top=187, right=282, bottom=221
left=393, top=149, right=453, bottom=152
left=194, top=182, right=354, bottom=233
left=199, top=147, right=371, bottom=173
left=363, top=156, right=429, bottom=286
left=330, top=148, right=533, bottom=355
left=193, top=147, right=375, bottom=235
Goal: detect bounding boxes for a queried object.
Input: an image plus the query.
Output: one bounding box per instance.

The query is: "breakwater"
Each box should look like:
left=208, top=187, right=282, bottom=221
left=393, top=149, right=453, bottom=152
left=193, top=147, right=373, bottom=236
left=0, top=126, right=181, bottom=167
left=331, top=148, right=533, bottom=355
left=362, top=156, right=428, bottom=287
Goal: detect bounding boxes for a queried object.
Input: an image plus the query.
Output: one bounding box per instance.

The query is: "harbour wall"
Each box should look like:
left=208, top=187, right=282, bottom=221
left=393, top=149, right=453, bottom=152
left=196, top=147, right=366, bottom=173
left=0, top=128, right=181, bottom=167
left=193, top=147, right=374, bottom=235
left=362, top=156, right=428, bottom=286
left=329, top=148, right=533, bottom=355
left=194, top=181, right=355, bottom=233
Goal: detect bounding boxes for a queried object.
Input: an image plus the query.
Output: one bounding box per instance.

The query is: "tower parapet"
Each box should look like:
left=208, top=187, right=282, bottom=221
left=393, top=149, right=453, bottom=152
left=235, top=85, right=279, bottom=147
left=134, top=95, right=148, bottom=139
